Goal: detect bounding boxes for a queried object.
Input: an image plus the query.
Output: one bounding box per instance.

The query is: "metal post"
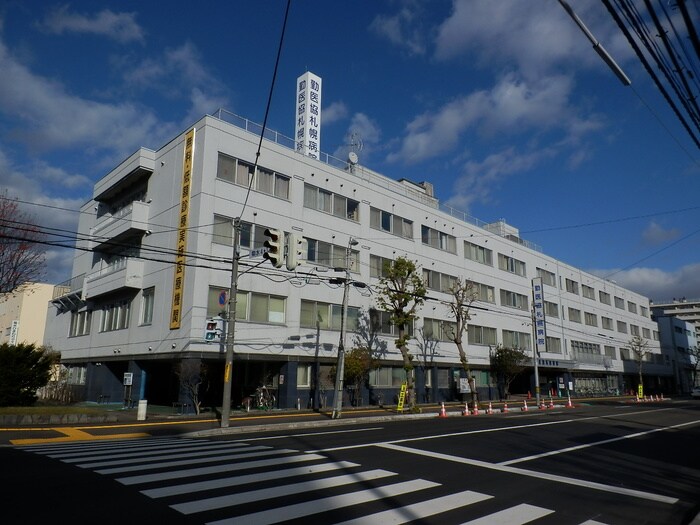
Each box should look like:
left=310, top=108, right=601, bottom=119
left=331, top=238, right=357, bottom=419
left=221, top=217, right=241, bottom=428
left=531, top=306, right=541, bottom=407
left=314, top=316, right=321, bottom=410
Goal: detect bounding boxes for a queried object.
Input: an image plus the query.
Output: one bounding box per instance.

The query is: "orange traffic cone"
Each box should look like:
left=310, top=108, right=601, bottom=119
left=565, top=394, right=574, bottom=408
left=538, top=398, right=546, bottom=410
left=547, top=396, right=555, bottom=409
left=438, top=402, right=447, bottom=418
left=527, top=391, right=532, bottom=399
left=502, top=402, right=509, bottom=413
left=522, top=399, right=529, bottom=412
left=486, top=402, right=493, bottom=415
left=462, top=402, right=469, bottom=416
left=661, top=393, right=665, bottom=401
left=471, top=403, right=480, bottom=416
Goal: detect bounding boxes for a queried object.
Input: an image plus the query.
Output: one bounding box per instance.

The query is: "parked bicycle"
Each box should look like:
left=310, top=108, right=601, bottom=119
left=254, top=385, right=276, bottom=410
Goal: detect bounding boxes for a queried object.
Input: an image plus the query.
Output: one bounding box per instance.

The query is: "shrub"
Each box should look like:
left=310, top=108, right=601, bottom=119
left=0, top=343, right=57, bottom=406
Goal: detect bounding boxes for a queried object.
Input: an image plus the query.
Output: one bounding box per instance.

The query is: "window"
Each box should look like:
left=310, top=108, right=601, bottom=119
left=617, top=320, right=627, bottom=334
left=217, top=153, right=289, bottom=199
left=305, top=238, right=359, bottom=272
left=498, top=254, right=526, bottom=277
left=423, top=318, right=457, bottom=342
left=582, top=285, right=595, bottom=300
left=69, top=310, right=92, bottom=337
left=422, top=270, right=458, bottom=294
left=500, top=289, right=529, bottom=310
left=568, top=308, right=581, bottom=323
left=653, top=330, right=659, bottom=341
left=502, top=330, right=531, bottom=350
left=630, top=324, right=640, bottom=336
left=300, top=300, right=359, bottom=331
left=369, top=308, right=413, bottom=336
left=100, top=300, right=131, bottom=332
left=614, top=296, right=625, bottom=309
left=250, top=293, right=285, bottom=324
left=571, top=340, right=601, bottom=354
left=370, top=255, right=393, bottom=279
left=213, top=216, right=269, bottom=250
left=421, top=225, right=457, bottom=254
left=584, top=312, right=597, bottom=327
left=599, top=291, right=611, bottom=305
left=464, top=241, right=493, bottom=266
left=468, top=324, right=497, bottom=346
left=296, top=364, right=311, bottom=388
left=627, top=301, right=637, bottom=314
left=604, top=346, right=616, bottom=359
left=544, top=301, right=559, bottom=318
left=565, top=279, right=579, bottom=295
left=141, top=287, right=154, bottom=325
left=640, top=306, right=648, bottom=317
left=370, top=207, right=413, bottom=239
left=546, top=337, right=562, bottom=353
left=304, top=183, right=359, bottom=221
left=468, top=281, right=496, bottom=303
left=370, top=367, right=408, bottom=387
left=536, top=268, right=556, bottom=287
left=642, top=327, right=651, bottom=339
left=207, top=286, right=246, bottom=319
left=602, top=316, right=613, bottom=330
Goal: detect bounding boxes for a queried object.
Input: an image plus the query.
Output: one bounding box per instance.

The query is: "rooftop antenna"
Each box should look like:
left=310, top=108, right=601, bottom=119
left=346, top=132, right=363, bottom=172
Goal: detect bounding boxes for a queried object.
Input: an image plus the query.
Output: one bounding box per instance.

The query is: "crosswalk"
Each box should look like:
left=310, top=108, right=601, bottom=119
left=19, top=437, right=610, bottom=525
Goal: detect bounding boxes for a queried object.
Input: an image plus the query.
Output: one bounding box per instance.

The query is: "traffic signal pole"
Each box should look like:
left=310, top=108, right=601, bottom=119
left=221, top=217, right=241, bottom=428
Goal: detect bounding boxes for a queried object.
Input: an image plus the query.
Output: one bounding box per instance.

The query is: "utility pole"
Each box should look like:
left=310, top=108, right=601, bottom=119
left=331, top=237, right=358, bottom=419
left=314, top=315, right=321, bottom=411
left=221, top=217, right=241, bottom=428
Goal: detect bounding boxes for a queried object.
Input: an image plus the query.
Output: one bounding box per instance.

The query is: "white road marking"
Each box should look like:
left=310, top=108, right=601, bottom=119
left=378, top=443, right=678, bottom=505
left=458, top=503, right=554, bottom=524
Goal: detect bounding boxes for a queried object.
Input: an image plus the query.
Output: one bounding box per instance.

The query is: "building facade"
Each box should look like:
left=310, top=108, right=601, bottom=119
left=1, top=283, right=56, bottom=347
left=45, top=110, right=671, bottom=409
left=653, top=309, right=699, bottom=393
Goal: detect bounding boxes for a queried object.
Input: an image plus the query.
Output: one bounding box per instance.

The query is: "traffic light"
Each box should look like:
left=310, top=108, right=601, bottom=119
left=204, top=319, right=219, bottom=341
left=263, top=228, right=284, bottom=268
left=286, top=233, right=307, bottom=270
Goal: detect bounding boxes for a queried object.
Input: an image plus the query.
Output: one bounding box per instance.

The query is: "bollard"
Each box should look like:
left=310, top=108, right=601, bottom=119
left=137, top=399, right=148, bottom=421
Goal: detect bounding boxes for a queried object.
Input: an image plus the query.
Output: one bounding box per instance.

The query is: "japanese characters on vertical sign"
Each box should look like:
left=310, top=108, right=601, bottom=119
left=531, top=277, right=547, bottom=357
left=170, top=128, right=195, bottom=330
left=294, top=71, right=322, bottom=159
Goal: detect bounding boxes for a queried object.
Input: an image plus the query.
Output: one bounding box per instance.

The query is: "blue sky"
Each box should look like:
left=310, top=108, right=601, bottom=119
left=1, top=0, right=699, bottom=301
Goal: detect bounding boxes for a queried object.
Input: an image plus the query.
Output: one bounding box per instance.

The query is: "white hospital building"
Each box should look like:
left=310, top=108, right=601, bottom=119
left=45, top=79, right=671, bottom=409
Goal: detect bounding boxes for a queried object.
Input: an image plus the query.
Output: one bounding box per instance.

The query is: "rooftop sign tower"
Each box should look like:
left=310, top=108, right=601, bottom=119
left=295, top=71, right=322, bottom=159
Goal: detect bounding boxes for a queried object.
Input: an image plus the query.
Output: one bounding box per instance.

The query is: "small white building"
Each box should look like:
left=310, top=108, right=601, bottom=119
left=45, top=110, right=670, bottom=409
left=1, top=283, right=56, bottom=347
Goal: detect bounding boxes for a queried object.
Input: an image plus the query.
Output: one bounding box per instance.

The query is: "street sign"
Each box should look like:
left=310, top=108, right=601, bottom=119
left=460, top=378, right=471, bottom=393
left=396, top=382, right=407, bottom=412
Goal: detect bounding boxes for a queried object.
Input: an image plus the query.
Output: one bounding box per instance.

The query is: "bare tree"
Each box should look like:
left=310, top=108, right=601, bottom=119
left=175, top=360, right=208, bottom=414
left=0, top=192, right=46, bottom=294
left=375, top=256, right=426, bottom=410
left=444, top=278, right=479, bottom=409
left=626, top=335, right=651, bottom=391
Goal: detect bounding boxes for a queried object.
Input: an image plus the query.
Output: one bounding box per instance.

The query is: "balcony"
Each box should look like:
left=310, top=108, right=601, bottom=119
left=92, top=201, right=150, bottom=250
left=51, top=274, right=86, bottom=311
left=93, top=148, right=155, bottom=202
left=84, top=259, right=144, bottom=299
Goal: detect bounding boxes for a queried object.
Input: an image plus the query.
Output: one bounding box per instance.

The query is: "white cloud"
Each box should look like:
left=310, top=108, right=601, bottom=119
left=446, top=147, right=554, bottom=211
left=387, top=74, right=595, bottom=165
left=642, top=221, right=681, bottom=245
left=369, top=2, right=427, bottom=56
left=323, top=101, right=349, bottom=125
left=39, top=5, right=145, bottom=44
left=332, top=112, right=382, bottom=162
left=434, top=0, right=624, bottom=79
left=590, top=264, right=700, bottom=301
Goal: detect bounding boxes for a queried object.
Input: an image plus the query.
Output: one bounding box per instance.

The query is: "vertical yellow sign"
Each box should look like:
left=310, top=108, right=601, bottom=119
left=170, top=128, right=195, bottom=330
left=396, top=381, right=407, bottom=412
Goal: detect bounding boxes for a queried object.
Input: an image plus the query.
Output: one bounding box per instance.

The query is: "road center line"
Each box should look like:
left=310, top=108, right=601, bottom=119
left=499, top=418, right=700, bottom=466
left=378, top=443, right=678, bottom=505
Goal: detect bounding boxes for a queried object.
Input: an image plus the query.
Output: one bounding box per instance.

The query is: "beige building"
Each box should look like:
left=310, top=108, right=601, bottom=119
left=0, top=283, right=55, bottom=347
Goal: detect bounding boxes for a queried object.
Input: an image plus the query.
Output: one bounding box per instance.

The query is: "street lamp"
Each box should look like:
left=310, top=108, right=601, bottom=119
left=331, top=237, right=358, bottom=419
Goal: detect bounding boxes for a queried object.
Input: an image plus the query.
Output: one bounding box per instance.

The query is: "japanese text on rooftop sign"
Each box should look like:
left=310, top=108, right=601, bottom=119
left=531, top=277, right=547, bottom=356
left=294, top=72, right=322, bottom=159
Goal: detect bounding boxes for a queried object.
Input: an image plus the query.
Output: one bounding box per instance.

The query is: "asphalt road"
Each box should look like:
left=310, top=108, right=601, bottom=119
left=3, top=401, right=699, bottom=524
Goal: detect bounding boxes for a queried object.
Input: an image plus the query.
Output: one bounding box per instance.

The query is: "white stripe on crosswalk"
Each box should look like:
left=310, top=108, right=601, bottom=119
left=59, top=441, right=249, bottom=461
left=116, top=453, right=326, bottom=485
left=173, top=469, right=397, bottom=514
left=141, top=460, right=358, bottom=498
left=76, top=445, right=268, bottom=468
left=207, top=479, right=440, bottom=525
left=21, top=438, right=194, bottom=454
left=334, top=489, right=493, bottom=525
left=459, top=503, right=554, bottom=524
left=96, top=448, right=296, bottom=475
left=578, top=521, right=609, bottom=525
